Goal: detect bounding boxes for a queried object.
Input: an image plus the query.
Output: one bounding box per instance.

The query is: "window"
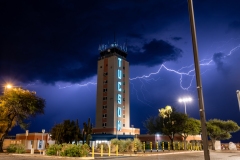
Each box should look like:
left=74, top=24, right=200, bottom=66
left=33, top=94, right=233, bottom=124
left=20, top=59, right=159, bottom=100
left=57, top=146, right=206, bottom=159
left=123, top=66, right=125, bottom=70
left=123, top=74, right=125, bottom=77
left=123, top=82, right=125, bottom=85
left=102, top=114, right=107, bottom=118
left=103, top=80, right=108, bottom=84
left=123, top=106, right=125, bottom=110
left=123, top=90, right=125, bottom=93
left=103, top=88, right=107, bottom=92
left=123, top=98, right=125, bottom=101
left=100, top=66, right=102, bottom=68
left=123, top=114, right=125, bottom=118
left=103, top=72, right=108, bottom=76
left=102, top=123, right=107, bottom=127
left=102, top=105, right=107, bottom=109
left=123, top=124, right=125, bottom=127
left=103, top=97, right=107, bottom=101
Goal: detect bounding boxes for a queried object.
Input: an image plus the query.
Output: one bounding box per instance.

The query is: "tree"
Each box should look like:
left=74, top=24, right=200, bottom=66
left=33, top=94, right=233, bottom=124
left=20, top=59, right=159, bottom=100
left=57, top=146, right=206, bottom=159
left=144, top=106, right=189, bottom=149
left=207, top=119, right=240, bottom=150
left=82, top=118, right=92, bottom=145
left=178, top=118, right=201, bottom=150
left=0, top=88, right=45, bottom=152
left=51, top=119, right=82, bottom=144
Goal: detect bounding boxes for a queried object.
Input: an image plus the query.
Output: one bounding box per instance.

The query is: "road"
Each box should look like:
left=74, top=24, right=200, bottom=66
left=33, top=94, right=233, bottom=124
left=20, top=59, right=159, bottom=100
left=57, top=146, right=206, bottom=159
left=0, top=151, right=240, bottom=160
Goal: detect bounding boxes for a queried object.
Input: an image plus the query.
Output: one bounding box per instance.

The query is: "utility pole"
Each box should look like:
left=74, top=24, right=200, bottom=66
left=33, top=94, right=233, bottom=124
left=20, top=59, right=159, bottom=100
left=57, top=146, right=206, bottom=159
left=187, top=0, right=210, bottom=159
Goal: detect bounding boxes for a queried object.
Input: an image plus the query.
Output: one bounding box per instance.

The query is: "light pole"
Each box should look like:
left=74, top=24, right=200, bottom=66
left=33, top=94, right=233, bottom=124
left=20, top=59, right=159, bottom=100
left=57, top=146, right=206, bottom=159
left=178, top=97, right=192, bottom=114
left=236, top=90, right=240, bottom=111
left=25, top=130, right=29, bottom=149
left=187, top=0, right=210, bottom=159
left=42, top=129, right=45, bottom=152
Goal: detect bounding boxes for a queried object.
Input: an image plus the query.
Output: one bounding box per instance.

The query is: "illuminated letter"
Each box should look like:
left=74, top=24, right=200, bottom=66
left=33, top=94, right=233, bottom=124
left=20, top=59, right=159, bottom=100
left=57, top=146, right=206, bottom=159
left=117, top=120, right=121, bottom=131
left=118, top=69, right=122, bottom=79
left=118, top=94, right=121, bottom=104
left=118, top=107, right=121, bottom=117
left=118, top=58, right=122, bottom=68
left=118, top=82, right=122, bottom=91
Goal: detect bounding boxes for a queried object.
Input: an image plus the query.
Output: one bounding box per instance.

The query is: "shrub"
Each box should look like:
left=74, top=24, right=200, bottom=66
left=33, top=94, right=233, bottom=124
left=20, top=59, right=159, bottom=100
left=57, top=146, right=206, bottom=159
left=7, top=144, right=17, bottom=153
left=79, top=144, right=90, bottom=157
left=7, top=144, right=25, bottom=153
left=46, top=144, right=62, bottom=156
left=96, top=143, right=109, bottom=152
left=15, top=144, right=25, bottom=153
left=60, top=143, right=89, bottom=157
left=60, top=144, right=80, bottom=157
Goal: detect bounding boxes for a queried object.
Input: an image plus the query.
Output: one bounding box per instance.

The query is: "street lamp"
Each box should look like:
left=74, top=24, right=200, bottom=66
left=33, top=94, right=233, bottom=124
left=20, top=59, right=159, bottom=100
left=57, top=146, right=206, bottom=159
left=6, top=84, right=12, bottom=89
left=178, top=97, right=192, bottom=114
left=42, top=129, right=45, bottom=153
left=25, top=130, right=29, bottom=149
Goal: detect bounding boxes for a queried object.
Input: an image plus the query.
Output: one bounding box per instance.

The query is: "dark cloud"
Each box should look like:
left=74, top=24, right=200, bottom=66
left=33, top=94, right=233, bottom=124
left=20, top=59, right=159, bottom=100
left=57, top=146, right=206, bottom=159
left=128, top=39, right=182, bottom=66
left=171, top=37, right=182, bottom=41
left=0, top=0, right=188, bottom=83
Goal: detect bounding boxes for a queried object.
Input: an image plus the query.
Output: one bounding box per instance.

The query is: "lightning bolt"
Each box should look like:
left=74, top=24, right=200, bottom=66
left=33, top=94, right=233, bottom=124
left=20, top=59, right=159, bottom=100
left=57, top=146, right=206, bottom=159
left=22, top=41, right=240, bottom=107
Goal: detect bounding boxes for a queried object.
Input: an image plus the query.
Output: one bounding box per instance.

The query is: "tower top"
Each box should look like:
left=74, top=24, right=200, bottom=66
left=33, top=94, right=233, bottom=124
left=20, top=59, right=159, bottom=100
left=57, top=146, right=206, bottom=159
left=98, top=41, right=128, bottom=59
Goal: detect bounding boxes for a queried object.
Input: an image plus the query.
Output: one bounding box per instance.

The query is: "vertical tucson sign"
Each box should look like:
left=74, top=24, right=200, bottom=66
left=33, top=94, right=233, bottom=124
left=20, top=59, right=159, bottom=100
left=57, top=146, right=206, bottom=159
left=117, top=58, right=122, bottom=131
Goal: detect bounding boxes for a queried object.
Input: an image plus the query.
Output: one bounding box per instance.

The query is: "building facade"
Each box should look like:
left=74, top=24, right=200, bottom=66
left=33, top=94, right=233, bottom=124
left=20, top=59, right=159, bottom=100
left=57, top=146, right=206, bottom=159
left=92, top=42, right=140, bottom=135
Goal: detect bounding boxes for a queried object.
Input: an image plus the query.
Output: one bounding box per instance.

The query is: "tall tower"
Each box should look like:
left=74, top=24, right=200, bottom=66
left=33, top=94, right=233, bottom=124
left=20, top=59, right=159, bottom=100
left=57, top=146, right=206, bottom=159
left=92, top=42, right=139, bottom=135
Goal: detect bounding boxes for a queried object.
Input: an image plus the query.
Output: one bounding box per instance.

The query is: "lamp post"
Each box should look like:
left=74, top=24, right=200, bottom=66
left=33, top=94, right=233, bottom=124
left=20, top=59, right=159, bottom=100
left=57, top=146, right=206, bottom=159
left=178, top=97, right=192, bottom=114
left=25, top=130, right=29, bottom=149
left=187, top=0, right=210, bottom=159
left=236, top=90, right=240, bottom=111
left=42, top=129, right=45, bottom=152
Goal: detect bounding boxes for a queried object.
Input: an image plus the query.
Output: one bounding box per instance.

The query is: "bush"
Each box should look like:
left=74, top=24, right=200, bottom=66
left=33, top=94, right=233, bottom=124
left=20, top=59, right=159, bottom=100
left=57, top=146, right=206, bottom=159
left=96, top=143, right=109, bottom=152
left=15, top=144, right=25, bottom=153
left=7, top=144, right=25, bottom=153
left=60, top=143, right=89, bottom=157
left=7, top=144, right=17, bottom=153
left=79, top=144, right=90, bottom=157
left=46, top=144, right=62, bottom=156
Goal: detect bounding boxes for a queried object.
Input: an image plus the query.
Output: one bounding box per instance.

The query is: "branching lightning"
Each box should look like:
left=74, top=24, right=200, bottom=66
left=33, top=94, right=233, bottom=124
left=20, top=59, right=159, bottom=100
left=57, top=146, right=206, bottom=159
left=22, top=41, right=240, bottom=107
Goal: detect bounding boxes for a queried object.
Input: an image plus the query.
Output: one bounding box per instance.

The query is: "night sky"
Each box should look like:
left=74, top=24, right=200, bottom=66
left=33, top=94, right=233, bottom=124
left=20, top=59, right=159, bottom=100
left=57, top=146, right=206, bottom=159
left=1, top=0, right=240, bottom=141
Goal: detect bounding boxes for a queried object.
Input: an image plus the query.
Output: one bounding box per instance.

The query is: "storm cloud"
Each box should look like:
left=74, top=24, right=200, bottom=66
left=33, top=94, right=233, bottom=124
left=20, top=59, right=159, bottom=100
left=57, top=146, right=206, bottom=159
left=128, top=39, right=182, bottom=67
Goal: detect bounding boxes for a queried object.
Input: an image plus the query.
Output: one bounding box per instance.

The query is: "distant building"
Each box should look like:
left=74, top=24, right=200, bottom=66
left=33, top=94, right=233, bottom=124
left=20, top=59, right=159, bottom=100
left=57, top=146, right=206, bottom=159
left=92, top=41, right=140, bottom=136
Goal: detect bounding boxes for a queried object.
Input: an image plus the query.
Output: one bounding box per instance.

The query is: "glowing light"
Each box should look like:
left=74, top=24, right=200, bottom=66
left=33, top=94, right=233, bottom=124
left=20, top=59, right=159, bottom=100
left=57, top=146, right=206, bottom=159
left=179, top=97, right=192, bottom=103
left=5, top=84, right=12, bottom=89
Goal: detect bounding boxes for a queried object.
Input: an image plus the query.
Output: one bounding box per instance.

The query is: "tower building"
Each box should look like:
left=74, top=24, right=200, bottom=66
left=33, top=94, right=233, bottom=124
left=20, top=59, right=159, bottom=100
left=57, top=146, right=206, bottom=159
left=92, top=42, right=139, bottom=135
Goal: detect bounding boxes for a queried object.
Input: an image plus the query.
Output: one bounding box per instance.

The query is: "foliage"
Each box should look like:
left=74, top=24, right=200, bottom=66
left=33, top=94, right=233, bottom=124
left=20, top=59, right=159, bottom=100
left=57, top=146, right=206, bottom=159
left=0, top=88, right=45, bottom=152
left=110, top=138, right=141, bottom=153
left=82, top=118, right=92, bottom=145
left=144, top=106, right=201, bottom=150
left=6, top=144, right=17, bottom=153
left=133, top=138, right=142, bottom=152
left=207, top=119, right=240, bottom=150
left=51, top=119, right=82, bottom=144
left=60, top=143, right=89, bottom=157
left=96, top=143, right=109, bottom=152
left=46, top=144, right=62, bottom=156
left=6, top=144, right=25, bottom=153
